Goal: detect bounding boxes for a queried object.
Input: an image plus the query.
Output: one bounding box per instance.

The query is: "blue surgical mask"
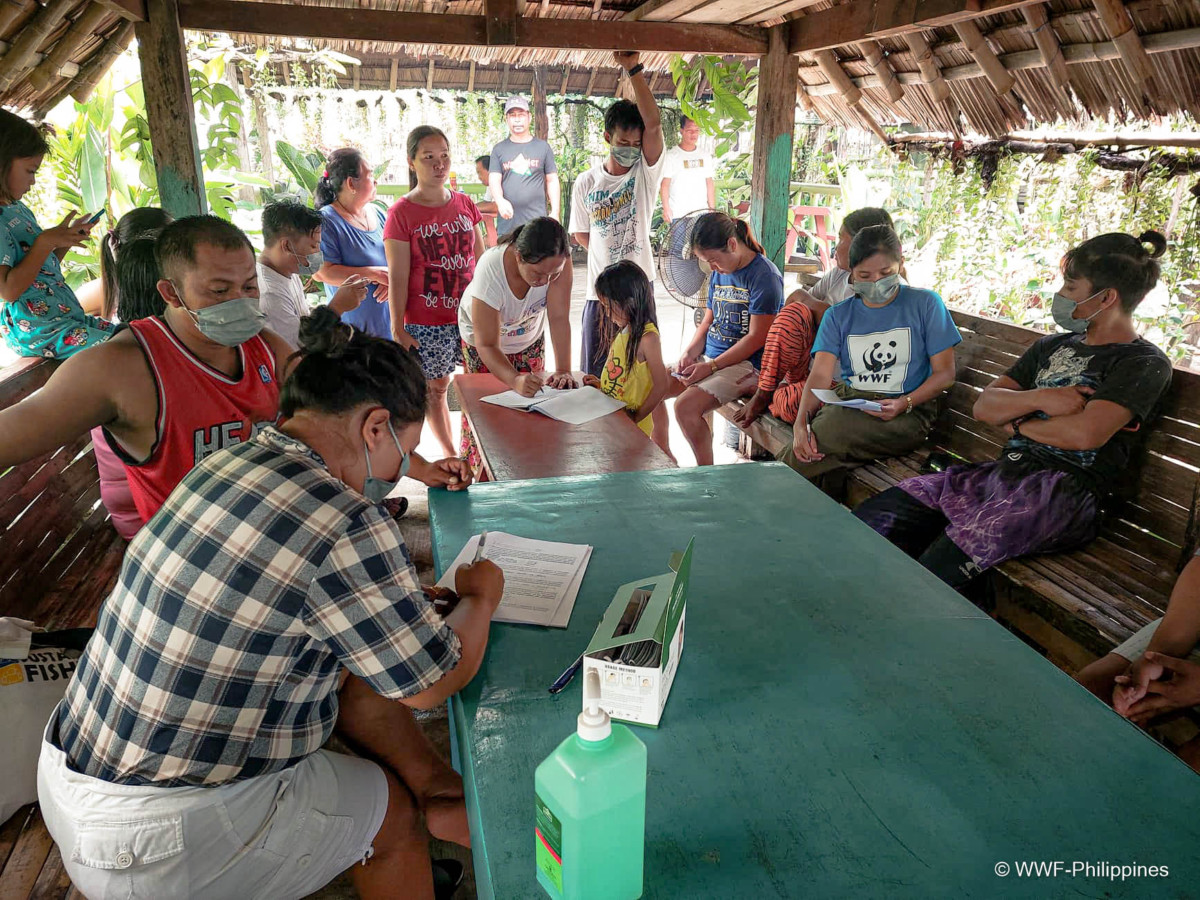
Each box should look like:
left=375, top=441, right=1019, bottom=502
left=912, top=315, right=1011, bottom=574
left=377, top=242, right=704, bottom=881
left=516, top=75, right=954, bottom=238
left=295, top=249, right=323, bottom=277
left=363, top=418, right=410, bottom=503
left=174, top=285, right=265, bottom=347
left=1052, top=289, right=1105, bottom=334
left=611, top=145, right=642, bottom=167
left=853, top=274, right=901, bottom=305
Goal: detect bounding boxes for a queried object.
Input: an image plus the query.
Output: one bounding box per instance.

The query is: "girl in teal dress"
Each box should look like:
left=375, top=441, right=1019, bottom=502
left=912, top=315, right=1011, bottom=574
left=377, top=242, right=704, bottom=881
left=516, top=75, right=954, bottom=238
left=0, top=110, right=113, bottom=359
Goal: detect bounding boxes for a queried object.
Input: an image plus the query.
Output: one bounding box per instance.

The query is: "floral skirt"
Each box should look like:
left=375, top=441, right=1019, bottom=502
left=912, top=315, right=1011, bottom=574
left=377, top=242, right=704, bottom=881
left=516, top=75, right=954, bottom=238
left=459, top=336, right=546, bottom=471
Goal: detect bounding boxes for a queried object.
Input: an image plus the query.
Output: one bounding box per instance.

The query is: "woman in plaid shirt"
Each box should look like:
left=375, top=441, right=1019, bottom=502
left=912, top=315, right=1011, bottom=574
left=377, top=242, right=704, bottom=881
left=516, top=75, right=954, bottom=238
left=38, top=306, right=503, bottom=900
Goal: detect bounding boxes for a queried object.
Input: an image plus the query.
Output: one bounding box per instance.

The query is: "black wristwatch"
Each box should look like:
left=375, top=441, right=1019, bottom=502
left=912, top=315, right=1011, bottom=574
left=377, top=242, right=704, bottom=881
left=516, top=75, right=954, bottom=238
left=627, top=63, right=645, bottom=79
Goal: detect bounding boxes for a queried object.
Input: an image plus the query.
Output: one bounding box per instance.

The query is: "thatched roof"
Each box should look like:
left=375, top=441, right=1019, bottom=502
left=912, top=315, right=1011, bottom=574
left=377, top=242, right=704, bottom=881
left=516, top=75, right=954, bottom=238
left=2, top=0, right=1199, bottom=136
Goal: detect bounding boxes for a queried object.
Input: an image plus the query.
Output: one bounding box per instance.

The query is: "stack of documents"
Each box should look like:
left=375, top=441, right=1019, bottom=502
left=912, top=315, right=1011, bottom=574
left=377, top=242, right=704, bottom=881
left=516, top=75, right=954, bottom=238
left=812, top=388, right=883, bottom=412
left=436, top=531, right=592, bottom=628
left=480, top=386, right=625, bottom=425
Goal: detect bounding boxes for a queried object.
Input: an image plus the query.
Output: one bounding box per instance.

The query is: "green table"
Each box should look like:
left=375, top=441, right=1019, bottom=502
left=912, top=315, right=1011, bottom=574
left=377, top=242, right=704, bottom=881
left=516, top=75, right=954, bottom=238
left=431, top=465, right=1200, bottom=899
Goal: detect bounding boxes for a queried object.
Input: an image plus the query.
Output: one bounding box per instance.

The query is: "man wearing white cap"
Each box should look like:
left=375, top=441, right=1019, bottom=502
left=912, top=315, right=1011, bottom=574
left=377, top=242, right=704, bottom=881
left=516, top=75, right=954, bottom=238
left=488, top=97, right=560, bottom=235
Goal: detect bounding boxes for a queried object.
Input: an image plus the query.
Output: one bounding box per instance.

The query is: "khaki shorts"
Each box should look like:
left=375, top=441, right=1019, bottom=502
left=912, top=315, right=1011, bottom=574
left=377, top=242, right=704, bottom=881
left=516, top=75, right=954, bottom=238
left=674, top=358, right=758, bottom=404
left=1112, top=619, right=1200, bottom=664
left=38, top=711, right=388, bottom=900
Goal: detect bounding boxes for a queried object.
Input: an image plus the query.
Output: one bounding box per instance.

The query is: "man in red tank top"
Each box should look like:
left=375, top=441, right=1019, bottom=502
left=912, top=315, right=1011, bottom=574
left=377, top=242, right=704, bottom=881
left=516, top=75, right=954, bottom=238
left=0, top=216, right=471, bottom=534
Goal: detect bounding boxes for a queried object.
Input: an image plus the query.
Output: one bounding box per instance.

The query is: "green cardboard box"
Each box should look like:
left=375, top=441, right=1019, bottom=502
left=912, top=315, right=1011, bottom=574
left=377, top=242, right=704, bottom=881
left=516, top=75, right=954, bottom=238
left=581, top=538, right=693, bottom=727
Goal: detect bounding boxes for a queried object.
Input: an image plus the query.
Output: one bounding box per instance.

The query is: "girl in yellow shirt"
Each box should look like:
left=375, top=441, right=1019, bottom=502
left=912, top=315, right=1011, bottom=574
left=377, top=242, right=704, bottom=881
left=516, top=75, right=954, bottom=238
left=583, top=261, right=671, bottom=450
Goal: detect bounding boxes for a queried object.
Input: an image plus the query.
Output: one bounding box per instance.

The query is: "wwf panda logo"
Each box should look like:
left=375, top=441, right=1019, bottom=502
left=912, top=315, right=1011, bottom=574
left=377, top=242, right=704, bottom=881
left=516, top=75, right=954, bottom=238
left=863, top=340, right=898, bottom=373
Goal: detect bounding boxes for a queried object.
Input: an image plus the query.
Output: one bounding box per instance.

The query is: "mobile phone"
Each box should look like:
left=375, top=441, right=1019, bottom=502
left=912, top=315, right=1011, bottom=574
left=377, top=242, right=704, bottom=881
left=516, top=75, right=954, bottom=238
left=85, top=209, right=105, bottom=224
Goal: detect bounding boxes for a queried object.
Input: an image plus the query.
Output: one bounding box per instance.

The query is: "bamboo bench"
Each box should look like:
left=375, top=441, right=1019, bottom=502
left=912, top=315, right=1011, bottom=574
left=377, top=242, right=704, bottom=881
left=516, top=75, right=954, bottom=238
left=0, top=358, right=124, bottom=631
left=718, top=309, right=1200, bottom=672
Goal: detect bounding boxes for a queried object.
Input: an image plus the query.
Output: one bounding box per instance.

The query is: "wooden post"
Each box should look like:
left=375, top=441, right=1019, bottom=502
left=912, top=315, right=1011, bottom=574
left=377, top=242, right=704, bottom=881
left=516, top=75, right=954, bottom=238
left=485, top=0, right=518, bottom=45
left=586, top=66, right=599, bottom=95
left=27, top=2, right=110, bottom=92
left=426, top=58, right=434, bottom=90
left=135, top=0, right=206, bottom=217
left=468, top=60, right=476, bottom=91
left=559, top=65, right=570, bottom=93
left=241, top=65, right=275, bottom=188
left=0, top=0, right=73, bottom=94
left=859, top=39, right=904, bottom=102
left=952, top=19, right=1015, bottom=96
left=224, top=61, right=255, bottom=202
left=796, top=83, right=814, bottom=113
left=353, top=65, right=361, bottom=89
left=1022, top=4, right=1072, bottom=107
left=500, top=62, right=510, bottom=92
left=1090, top=0, right=1160, bottom=108
left=533, top=65, right=549, bottom=138
left=389, top=58, right=398, bottom=91
left=749, top=24, right=797, bottom=272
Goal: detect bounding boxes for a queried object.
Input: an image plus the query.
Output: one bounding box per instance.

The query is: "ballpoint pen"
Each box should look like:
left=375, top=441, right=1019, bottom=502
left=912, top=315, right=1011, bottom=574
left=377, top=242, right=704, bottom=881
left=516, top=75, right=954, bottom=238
left=473, top=530, right=489, bottom=563
left=548, top=653, right=584, bottom=694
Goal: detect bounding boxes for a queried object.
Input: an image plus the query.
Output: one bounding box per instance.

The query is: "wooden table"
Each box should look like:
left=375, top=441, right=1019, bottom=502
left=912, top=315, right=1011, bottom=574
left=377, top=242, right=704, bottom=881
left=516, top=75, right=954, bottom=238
left=453, top=372, right=675, bottom=481
left=431, top=465, right=1200, bottom=899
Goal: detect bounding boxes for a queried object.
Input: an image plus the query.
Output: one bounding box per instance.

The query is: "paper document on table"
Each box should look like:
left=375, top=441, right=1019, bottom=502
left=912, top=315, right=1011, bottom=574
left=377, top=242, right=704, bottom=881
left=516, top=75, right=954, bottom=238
left=480, top=386, right=624, bottom=425
left=436, top=531, right=591, bottom=627
left=812, top=388, right=883, bottom=412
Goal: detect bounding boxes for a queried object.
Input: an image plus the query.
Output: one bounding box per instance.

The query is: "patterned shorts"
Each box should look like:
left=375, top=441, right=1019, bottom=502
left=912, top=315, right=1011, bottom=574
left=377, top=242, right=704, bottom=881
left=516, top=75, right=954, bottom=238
left=407, top=323, right=463, bottom=380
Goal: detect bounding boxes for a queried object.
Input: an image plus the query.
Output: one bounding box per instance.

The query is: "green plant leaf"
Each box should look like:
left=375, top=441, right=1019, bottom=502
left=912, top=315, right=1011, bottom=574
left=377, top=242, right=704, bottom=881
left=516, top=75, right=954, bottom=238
left=79, top=121, right=108, bottom=215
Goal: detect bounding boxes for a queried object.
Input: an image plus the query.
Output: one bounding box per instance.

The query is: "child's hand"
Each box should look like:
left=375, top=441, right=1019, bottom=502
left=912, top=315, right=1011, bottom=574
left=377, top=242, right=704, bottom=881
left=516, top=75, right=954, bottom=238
left=514, top=372, right=544, bottom=397
left=677, top=353, right=697, bottom=375
left=37, top=211, right=92, bottom=252
left=581, top=374, right=601, bottom=389
left=546, top=371, right=577, bottom=389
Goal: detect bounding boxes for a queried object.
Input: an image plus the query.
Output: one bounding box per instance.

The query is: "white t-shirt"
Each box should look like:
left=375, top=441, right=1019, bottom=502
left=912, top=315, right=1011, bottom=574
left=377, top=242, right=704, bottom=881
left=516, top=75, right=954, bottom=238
left=458, top=245, right=549, bottom=354
left=661, top=145, right=714, bottom=219
left=569, top=152, right=667, bottom=300
left=256, top=261, right=306, bottom=348
left=807, top=267, right=852, bottom=305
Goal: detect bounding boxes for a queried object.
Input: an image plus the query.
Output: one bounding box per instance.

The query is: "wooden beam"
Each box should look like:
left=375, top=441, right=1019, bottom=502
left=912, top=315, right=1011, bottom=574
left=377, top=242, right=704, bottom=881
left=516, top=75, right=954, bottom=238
left=177, top=0, right=767, bottom=54
left=35, top=19, right=130, bottom=115
left=623, top=0, right=703, bottom=23
left=812, top=49, right=888, bottom=143
left=500, top=61, right=510, bottom=92
left=735, top=0, right=825, bottom=24
left=467, top=60, right=476, bottom=91
left=749, top=25, right=797, bottom=272
left=586, top=66, right=599, bottom=94
left=518, top=17, right=767, bottom=53
left=0, top=1, right=31, bottom=40
left=593, top=0, right=602, bottom=12
left=788, top=0, right=1045, bottom=54
left=280, top=60, right=290, bottom=85
left=486, top=0, right=518, bottom=45
left=0, top=40, right=80, bottom=83
left=426, top=58, right=435, bottom=90
left=353, top=64, right=361, bottom=89
left=136, top=0, right=206, bottom=217
left=0, top=0, right=73, bottom=94
left=952, top=19, right=1014, bottom=96
left=27, top=3, right=110, bottom=92
left=1090, top=0, right=1160, bottom=107
left=798, top=24, right=1200, bottom=97
left=93, top=0, right=147, bottom=21
left=389, top=57, right=398, bottom=91
left=1021, top=4, right=1072, bottom=103
left=559, top=65, right=570, bottom=93
left=858, top=39, right=903, bottom=102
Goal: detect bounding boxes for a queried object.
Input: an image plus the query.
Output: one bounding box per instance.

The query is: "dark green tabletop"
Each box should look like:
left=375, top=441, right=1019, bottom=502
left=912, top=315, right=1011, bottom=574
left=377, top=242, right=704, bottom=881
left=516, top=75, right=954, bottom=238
left=430, top=464, right=1200, bottom=899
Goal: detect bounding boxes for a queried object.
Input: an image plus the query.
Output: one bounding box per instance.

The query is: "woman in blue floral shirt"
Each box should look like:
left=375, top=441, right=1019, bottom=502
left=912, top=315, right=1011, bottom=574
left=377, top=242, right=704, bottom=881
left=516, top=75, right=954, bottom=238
left=0, top=110, right=112, bottom=359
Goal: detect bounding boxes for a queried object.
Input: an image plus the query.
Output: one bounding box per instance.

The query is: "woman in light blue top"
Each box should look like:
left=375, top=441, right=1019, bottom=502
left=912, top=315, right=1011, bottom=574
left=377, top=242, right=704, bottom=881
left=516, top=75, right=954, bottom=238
left=787, top=224, right=961, bottom=477
left=313, top=148, right=391, bottom=339
left=0, top=110, right=113, bottom=359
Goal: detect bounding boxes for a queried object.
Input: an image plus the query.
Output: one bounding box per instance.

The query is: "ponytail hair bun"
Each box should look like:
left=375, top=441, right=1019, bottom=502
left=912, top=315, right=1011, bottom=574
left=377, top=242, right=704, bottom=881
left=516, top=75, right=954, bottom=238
left=297, top=305, right=353, bottom=358
left=1137, top=230, right=1167, bottom=260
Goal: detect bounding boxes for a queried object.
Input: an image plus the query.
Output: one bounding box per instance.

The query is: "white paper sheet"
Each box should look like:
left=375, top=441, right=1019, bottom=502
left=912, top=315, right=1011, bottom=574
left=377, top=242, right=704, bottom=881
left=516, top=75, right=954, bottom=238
left=436, top=531, right=591, bottom=628
left=479, top=386, right=625, bottom=425
left=813, top=388, right=883, bottom=412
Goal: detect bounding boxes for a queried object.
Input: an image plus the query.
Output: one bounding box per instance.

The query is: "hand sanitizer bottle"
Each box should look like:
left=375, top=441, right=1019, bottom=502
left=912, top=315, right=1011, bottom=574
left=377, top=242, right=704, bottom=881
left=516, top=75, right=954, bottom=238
left=535, top=668, right=647, bottom=899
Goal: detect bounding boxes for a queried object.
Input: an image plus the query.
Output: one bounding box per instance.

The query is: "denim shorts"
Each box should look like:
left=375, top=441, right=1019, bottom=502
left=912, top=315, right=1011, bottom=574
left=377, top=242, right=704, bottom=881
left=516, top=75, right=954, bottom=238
left=37, top=710, right=388, bottom=899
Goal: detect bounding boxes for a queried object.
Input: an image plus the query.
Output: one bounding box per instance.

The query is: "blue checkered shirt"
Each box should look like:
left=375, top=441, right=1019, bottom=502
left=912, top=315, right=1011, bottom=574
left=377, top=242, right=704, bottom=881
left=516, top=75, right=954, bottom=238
left=57, top=426, right=461, bottom=786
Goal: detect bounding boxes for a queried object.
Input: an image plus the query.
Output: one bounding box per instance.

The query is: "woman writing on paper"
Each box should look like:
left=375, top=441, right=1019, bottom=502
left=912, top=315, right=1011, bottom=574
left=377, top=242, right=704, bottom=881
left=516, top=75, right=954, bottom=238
left=785, top=225, right=960, bottom=478
left=458, top=217, right=576, bottom=469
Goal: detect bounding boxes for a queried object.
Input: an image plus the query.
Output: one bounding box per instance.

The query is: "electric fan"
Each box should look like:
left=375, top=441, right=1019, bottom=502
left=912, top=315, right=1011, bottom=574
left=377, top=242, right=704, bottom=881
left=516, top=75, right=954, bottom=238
left=657, top=209, right=721, bottom=313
